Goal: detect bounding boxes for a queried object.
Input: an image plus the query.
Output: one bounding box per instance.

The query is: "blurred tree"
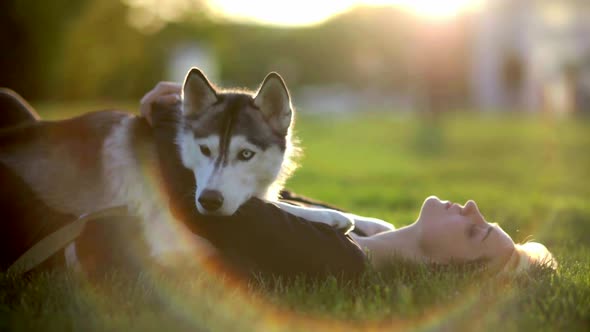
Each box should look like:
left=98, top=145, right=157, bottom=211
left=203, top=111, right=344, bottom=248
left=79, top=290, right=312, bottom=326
left=0, top=2, right=474, bottom=106
left=410, top=16, right=474, bottom=114
left=57, top=0, right=163, bottom=100
left=210, top=6, right=416, bottom=94
left=0, top=0, right=207, bottom=101
left=0, top=0, right=89, bottom=100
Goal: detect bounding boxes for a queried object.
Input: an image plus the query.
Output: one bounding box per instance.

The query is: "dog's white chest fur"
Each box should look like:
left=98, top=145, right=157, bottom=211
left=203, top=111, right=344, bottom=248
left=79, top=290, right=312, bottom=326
left=102, top=118, right=214, bottom=260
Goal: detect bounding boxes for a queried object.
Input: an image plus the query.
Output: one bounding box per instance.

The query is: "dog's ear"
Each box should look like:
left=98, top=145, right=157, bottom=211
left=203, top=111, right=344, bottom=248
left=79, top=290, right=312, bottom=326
left=182, top=67, right=218, bottom=115
left=254, top=72, right=293, bottom=135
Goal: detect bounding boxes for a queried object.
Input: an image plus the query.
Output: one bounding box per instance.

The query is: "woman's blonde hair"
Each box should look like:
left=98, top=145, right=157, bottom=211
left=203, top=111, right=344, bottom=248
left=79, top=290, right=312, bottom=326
left=500, top=242, right=557, bottom=274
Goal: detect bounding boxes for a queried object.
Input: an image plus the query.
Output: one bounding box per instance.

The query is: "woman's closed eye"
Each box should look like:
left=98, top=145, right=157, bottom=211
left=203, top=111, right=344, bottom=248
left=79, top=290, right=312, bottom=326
left=466, top=224, right=478, bottom=238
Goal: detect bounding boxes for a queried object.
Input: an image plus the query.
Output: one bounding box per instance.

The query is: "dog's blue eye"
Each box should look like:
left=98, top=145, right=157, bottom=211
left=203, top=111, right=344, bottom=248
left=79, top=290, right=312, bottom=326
left=238, top=149, right=255, bottom=161
left=199, top=145, right=211, bottom=157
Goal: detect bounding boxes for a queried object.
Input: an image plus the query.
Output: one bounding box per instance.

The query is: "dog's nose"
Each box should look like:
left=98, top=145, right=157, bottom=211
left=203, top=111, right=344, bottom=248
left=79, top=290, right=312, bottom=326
left=198, top=190, right=224, bottom=212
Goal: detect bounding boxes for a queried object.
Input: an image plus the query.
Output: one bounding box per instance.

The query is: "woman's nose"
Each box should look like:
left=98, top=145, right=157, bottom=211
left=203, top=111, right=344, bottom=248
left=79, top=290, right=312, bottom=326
left=463, top=200, right=487, bottom=223
left=462, top=200, right=478, bottom=216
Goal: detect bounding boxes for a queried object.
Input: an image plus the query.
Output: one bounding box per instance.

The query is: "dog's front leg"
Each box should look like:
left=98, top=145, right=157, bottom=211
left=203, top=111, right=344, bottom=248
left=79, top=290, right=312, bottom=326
left=273, top=201, right=355, bottom=233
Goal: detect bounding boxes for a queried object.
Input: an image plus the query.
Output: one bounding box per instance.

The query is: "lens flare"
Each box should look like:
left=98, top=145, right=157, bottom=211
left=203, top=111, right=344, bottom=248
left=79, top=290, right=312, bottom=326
left=71, top=132, right=557, bottom=330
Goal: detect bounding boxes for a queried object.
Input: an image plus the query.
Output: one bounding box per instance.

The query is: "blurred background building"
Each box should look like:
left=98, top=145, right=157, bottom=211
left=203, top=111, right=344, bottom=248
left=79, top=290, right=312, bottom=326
left=473, top=0, right=590, bottom=113
left=1, top=0, right=589, bottom=114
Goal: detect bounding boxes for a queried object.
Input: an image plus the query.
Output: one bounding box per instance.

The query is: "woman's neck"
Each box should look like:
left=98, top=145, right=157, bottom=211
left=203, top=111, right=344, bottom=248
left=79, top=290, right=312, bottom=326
left=351, top=222, right=427, bottom=268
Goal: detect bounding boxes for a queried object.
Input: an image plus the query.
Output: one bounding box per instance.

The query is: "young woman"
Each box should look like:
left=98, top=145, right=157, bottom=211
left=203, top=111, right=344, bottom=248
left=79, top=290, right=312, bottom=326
left=0, top=87, right=555, bottom=279
left=142, top=83, right=556, bottom=276
left=350, top=196, right=556, bottom=274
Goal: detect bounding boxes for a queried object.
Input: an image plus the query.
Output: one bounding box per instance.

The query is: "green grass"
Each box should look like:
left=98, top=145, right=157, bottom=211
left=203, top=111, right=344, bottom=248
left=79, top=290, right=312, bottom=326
left=2, top=106, right=589, bottom=331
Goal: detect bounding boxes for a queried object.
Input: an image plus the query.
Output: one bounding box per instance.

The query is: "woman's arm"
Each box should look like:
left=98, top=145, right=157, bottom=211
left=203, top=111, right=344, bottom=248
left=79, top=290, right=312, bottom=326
left=139, top=82, right=181, bottom=125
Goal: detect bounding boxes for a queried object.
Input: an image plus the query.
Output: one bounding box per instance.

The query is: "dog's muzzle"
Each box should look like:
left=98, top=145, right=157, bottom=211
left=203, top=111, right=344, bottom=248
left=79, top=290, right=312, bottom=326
left=198, top=189, right=224, bottom=212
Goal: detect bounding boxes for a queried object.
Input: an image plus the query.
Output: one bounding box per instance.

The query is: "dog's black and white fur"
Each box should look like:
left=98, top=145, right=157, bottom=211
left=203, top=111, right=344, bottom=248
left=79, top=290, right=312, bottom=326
left=0, top=68, right=356, bottom=268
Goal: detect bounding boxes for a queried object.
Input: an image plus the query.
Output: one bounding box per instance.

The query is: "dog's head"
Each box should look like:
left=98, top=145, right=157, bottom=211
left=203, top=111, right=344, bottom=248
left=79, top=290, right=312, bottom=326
left=176, top=68, right=298, bottom=215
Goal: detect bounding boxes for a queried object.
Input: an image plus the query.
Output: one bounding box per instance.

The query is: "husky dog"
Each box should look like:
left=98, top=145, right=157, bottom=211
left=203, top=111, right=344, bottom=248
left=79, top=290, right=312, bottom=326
left=0, top=68, right=354, bottom=267
left=177, top=68, right=354, bottom=227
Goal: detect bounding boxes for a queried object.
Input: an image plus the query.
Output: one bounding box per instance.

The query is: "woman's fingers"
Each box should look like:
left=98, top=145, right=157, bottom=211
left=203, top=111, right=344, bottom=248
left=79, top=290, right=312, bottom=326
left=140, top=82, right=181, bottom=105
left=140, top=82, right=182, bottom=125
left=156, top=94, right=181, bottom=105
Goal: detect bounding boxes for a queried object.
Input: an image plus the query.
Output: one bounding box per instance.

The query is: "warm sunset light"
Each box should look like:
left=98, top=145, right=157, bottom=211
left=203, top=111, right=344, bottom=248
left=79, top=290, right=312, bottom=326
left=367, top=0, right=483, bottom=19
left=208, top=0, right=483, bottom=26
left=208, top=0, right=355, bottom=26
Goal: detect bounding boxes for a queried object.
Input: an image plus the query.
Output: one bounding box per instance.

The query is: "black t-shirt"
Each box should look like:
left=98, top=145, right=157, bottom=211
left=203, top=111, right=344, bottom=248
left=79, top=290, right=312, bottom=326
left=150, top=102, right=367, bottom=280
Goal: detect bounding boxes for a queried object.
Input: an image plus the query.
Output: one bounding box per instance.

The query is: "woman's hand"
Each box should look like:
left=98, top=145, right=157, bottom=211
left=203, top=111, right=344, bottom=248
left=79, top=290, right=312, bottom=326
left=139, top=82, right=181, bottom=125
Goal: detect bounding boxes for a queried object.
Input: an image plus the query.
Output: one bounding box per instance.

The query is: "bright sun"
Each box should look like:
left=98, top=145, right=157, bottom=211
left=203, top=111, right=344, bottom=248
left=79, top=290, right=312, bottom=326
left=209, top=0, right=482, bottom=26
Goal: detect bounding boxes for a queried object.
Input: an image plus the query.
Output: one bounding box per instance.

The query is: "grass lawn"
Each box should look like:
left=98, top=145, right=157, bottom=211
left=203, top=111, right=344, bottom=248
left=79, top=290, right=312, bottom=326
left=1, top=105, right=589, bottom=331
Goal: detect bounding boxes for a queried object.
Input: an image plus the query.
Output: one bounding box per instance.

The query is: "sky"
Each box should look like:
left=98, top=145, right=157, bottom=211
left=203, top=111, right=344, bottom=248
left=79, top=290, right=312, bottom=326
left=207, top=0, right=484, bottom=26
left=124, top=0, right=485, bottom=30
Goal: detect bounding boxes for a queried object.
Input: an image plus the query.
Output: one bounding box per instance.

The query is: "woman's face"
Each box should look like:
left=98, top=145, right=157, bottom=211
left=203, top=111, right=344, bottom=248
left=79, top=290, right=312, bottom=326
left=416, top=196, right=514, bottom=265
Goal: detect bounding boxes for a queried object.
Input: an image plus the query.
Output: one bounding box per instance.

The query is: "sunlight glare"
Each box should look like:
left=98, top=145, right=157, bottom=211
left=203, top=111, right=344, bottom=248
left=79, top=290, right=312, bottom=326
left=209, top=0, right=483, bottom=26
left=209, top=0, right=357, bottom=26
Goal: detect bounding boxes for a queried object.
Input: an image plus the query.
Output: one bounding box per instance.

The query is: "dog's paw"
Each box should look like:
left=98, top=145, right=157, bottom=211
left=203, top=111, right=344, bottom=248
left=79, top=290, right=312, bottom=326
left=324, top=210, right=355, bottom=233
